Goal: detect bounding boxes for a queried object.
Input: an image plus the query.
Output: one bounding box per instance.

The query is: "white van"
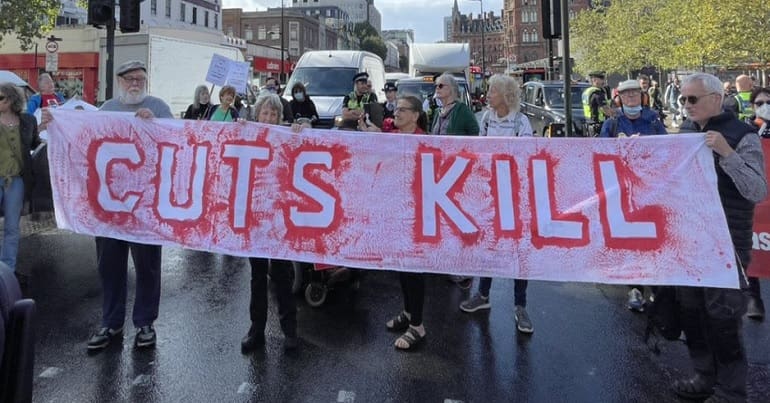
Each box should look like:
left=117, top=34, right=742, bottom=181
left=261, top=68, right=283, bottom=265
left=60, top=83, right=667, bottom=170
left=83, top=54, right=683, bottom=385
left=283, top=50, right=386, bottom=128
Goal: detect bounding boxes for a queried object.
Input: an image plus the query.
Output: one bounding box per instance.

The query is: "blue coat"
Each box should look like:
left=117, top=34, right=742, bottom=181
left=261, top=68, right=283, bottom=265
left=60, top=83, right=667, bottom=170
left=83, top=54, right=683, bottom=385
left=599, top=108, right=667, bottom=137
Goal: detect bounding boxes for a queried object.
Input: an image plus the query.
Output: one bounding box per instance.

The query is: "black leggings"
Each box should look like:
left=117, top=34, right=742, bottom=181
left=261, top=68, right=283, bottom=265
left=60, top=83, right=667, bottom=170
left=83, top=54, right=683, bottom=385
left=399, top=272, right=425, bottom=326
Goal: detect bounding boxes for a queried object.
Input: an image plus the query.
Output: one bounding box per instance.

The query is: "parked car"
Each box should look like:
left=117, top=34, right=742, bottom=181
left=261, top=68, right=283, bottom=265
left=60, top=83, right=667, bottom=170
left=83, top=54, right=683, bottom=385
left=520, top=80, right=589, bottom=137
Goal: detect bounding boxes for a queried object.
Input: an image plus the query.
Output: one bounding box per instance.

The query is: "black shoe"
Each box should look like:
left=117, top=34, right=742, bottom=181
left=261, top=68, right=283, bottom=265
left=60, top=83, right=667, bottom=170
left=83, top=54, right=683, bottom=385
left=134, top=325, right=157, bottom=348
left=284, top=336, right=298, bottom=351
left=241, top=333, right=265, bottom=353
left=747, top=296, right=765, bottom=321
left=87, top=326, right=124, bottom=350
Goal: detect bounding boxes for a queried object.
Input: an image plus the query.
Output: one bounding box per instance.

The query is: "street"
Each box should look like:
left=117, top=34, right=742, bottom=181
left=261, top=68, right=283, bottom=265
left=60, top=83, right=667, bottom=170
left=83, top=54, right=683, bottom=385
left=13, top=214, right=770, bottom=402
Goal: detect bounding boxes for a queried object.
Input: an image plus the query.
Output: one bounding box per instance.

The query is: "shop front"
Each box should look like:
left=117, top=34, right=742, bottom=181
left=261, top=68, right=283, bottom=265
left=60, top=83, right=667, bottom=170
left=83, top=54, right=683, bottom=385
left=0, top=52, right=99, bottom=104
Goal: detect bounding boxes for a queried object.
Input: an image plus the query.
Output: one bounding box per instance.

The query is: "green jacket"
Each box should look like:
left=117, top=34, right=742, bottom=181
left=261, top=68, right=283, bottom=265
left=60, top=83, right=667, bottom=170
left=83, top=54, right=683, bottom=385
left=430, top=102, right=480, bottom=136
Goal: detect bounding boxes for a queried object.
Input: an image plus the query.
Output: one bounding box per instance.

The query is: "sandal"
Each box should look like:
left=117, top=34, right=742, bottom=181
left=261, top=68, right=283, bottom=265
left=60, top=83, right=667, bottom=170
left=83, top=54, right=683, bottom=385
left=394, top=327, right=425, bottom=350
left=672, top=374, right=715, bottom=400
left=386, top=312, right=410, bottom=332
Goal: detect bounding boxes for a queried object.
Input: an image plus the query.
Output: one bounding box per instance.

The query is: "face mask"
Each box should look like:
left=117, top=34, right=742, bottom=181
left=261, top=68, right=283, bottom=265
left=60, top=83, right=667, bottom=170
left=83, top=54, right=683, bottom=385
left=265, top=86, right=277, bottom=94
left=434, top=95, right=443, bottom=108
left=293, top=93, right=305, bottom=102
left=623, top=105, right=643, bottom=115
left=755, top=103, right=770, bottom=121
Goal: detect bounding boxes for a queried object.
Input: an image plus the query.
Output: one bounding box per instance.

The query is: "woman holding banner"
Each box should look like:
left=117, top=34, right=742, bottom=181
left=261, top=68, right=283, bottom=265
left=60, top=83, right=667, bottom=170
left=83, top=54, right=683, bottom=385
left=240, top=93, right=299, bottom=353
left=384, top=95, right=430, bottom=350
left=182, top=85, right=212, bottom=120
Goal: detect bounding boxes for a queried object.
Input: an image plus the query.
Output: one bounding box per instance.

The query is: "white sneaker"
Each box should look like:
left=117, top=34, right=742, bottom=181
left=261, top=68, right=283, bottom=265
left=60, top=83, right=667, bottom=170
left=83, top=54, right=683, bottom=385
left=627, top=288, right=645, bottom=312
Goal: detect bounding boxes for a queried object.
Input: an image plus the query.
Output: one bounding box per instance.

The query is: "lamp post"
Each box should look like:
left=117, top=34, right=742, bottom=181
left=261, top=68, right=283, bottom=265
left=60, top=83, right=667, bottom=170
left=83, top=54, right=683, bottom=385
left=280, top=0, right=285, bottom=83
left=470, top=0, right=485, bottom=76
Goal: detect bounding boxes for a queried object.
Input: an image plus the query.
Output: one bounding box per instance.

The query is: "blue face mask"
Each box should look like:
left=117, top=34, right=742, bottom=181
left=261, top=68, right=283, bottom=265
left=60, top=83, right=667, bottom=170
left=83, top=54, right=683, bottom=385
left=293, top=92, right=305, bottom=102
left=623, top=105, right=643, bottom=115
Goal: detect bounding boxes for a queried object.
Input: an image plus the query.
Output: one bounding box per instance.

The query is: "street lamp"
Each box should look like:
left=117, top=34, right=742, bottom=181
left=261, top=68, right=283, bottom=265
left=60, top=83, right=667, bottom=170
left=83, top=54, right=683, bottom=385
left=280, top=0, right=285, bottom=83
left=470, top=0, right=485, bottom=76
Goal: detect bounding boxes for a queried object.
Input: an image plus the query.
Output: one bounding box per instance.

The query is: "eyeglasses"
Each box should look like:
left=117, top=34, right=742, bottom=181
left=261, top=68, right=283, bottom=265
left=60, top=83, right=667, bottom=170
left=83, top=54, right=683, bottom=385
left=0, top=95, right=6, bottom=102
left=678, top=93, right=716, bottom=105
left=619, top=90, right=641, bottom=97
left=121, top=75, right=146, bottom=84
left=435, top=83, right=446, bottom=89
left=755, top=101, right=768, bottom=107
left=395, top=107, right=415, bottom=113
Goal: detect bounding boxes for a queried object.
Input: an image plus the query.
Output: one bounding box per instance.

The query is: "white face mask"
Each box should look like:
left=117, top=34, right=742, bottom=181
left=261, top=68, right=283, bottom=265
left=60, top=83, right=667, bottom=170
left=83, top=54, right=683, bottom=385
left=756, top=103, right=770, bottom=120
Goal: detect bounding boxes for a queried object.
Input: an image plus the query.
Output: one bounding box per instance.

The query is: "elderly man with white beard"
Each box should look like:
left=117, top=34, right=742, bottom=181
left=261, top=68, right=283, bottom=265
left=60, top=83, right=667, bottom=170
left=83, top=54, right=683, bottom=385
left=42, top=60, right=174, bottom=351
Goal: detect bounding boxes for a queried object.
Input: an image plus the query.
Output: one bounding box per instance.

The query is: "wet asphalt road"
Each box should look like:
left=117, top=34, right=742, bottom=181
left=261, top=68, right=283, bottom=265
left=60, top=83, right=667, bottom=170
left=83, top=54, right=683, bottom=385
left=12, top=215, right=770, bottom=403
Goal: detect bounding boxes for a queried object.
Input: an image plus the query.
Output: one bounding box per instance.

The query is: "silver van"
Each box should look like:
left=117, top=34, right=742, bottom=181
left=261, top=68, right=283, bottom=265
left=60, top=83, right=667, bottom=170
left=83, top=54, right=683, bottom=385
left=283, top=51, right=385, bottom=128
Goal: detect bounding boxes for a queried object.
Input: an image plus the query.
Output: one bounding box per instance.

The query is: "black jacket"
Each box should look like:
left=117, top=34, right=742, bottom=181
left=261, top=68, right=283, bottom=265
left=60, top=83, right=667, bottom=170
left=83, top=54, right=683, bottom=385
left=18, top=113, right=42, bottom=198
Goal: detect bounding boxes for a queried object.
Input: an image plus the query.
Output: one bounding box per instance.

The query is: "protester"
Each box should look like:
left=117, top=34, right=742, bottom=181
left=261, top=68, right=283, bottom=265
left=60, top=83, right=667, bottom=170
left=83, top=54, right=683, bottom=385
left=664, top=78, right=682, bottom=128
left=385, top=95, right=429, bottom=350
left=206, top=85, right=239, bottom=122
left=0, top=82, right=42, bottom=289
left=430, top=73, right=479, bottom=136
left=262, top=77, right=293, bottom=124
left=27, top=73, right=64, bottom=115
left=288, top=82, right=319, bottom=126
left=599, top=79, right=667, bottom=312
left=240, top=93, right=299, bottom=353
left=459, top=74, right=536, bottom=333
left=672, top=72, right=766, bottom=402
left=745, top=86, right=770, bottom=320
left=182, top=85, right=212, bottom=120
left=43, top=60, right=174, bottom=350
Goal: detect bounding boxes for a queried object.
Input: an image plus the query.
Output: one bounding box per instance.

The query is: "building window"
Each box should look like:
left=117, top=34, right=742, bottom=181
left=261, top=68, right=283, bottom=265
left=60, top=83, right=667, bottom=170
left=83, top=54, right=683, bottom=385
left=532, top=10, right=537, bottom=22
left=150, top=0, right=157, bottom=15
left=522, top=11, right=528, bottom=23
left=227, top=27, right=234, bottom=37
left=214, top=14, right=218, bottom=29
left=271, top=25, right=279, bottom=40
left=165, top=0, right=171, bottom=18
left=522, top=30, right=528, bottom=43
left=204, top=11, right=209, bottom=27
left=258, top=26, right=266, bottom=40
left=192, top=7, right=197, bottom=24
left=180, top=3, right=185, bottom=22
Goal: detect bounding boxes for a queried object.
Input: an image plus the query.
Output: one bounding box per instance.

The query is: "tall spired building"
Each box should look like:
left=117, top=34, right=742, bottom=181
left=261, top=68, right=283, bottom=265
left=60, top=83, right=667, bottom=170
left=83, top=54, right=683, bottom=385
left=449, top=0, right=505, bottom=74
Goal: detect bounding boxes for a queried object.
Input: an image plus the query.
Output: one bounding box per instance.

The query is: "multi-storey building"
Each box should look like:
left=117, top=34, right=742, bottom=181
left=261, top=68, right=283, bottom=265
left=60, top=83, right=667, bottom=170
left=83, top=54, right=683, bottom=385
left=291, top=0, right=381, bottom=34
left=278, top=4, right=355, bottom=50
left=450, top=0, right=505, bottom=74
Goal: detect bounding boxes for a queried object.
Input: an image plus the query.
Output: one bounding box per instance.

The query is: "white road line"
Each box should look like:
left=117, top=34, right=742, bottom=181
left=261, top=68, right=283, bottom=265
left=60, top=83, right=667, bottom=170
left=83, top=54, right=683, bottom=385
left=337, top=390, right=356, bottom=402
left=132, top=374, right=151, bottom=386
left=237, top=382, right=258, bottom=394
left=444, top=399, right=465, bottom=403
left=38, top=367, right=63, bottom=378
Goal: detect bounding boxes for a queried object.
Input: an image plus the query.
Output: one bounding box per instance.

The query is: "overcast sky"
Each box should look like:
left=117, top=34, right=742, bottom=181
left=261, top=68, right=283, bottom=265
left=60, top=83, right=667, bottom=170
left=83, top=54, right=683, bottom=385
left=221, top=0, right=504, bottom=43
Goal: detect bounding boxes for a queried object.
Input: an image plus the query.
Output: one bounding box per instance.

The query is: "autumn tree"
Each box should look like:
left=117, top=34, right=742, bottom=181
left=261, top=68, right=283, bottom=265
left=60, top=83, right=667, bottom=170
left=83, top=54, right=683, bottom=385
left=0, top=0, right=60, bottom=51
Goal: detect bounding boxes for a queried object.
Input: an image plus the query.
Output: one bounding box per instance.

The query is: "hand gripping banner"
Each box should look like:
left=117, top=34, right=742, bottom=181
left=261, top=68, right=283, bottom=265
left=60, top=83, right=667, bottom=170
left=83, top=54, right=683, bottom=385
left=47, top=111, right=740, bottom=287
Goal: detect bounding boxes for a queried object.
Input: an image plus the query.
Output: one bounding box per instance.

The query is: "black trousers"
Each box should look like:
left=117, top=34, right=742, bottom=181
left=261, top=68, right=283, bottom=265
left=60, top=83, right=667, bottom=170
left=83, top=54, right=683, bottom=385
left=677, top=249, right=750, bottom=402
left=399, top=272, right=425, bottom=326
left=248, top=257, right=296, bottom=338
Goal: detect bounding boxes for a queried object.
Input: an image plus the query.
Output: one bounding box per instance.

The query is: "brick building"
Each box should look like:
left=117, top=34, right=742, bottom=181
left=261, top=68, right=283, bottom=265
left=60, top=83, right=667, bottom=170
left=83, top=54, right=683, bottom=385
left=449, top=0, right=505, bottom=74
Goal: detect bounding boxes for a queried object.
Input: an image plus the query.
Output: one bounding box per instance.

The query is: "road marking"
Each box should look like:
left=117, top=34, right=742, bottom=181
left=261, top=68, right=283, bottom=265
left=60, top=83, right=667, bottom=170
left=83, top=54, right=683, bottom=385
left=38, top=367, right=63, bottom=378
left=444, top=399, right=464, bottom=403
left=238, top=382, right=258, bottom=394
left=132, top=374, right=151, bottom=386
left=337, top=390, right=356, bottom=402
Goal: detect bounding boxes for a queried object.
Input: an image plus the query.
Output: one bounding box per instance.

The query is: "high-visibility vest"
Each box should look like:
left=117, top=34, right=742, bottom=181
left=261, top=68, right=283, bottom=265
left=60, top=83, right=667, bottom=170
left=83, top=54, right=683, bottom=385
left=582, top=86, right=607, bottom=121
left=736, top=91, right=753, bottom=121
left=347, top=91, right=371, bottom=110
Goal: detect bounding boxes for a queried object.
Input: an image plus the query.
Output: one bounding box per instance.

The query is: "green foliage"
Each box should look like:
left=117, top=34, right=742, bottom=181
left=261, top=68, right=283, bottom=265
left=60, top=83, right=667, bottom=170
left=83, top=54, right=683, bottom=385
left=0, top=0, right=60, bottom=51
left=570, top=0, right=770, bottom=75
left=353, top=22, right=378, bottom=41
left=360, top=36, right=387, bottom=61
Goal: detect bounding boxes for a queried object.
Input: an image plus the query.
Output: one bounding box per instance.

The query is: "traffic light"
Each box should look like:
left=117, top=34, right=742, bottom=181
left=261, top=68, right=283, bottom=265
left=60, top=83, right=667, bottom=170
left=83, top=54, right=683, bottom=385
left=540, top=0, right=562, bottom=39
left=88, top=0, right=114, bottom=27
left=119, top=0, right=142, bottom=33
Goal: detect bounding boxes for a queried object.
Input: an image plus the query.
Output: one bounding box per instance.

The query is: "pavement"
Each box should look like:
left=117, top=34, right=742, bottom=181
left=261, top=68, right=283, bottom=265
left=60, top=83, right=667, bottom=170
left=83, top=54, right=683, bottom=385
left=8, top=212, right=770, bottom=402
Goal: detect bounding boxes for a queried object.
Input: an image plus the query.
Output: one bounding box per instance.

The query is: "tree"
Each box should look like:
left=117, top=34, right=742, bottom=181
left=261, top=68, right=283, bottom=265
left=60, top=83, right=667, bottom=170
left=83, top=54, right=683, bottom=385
left=353, top=22, right=378, bottom=42
left=360, top=36, right=387, bottom=61
left=0, top=0, right=60, bottom=51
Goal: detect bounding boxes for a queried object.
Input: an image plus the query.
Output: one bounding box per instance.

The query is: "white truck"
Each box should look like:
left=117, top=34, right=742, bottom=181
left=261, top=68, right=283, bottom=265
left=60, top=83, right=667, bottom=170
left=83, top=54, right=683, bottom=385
left=408, top=43, right=470, bottom=81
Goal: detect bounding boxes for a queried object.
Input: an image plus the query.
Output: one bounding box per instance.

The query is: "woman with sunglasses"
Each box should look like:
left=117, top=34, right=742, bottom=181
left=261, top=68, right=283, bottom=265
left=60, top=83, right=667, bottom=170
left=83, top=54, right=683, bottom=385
left=430, top=73, right=479, bottom=136
left=744, top=87, right=770, bottom=320
left=0, top=83, right=42, bottom=285
left=384, top=95, right=430, bottom=350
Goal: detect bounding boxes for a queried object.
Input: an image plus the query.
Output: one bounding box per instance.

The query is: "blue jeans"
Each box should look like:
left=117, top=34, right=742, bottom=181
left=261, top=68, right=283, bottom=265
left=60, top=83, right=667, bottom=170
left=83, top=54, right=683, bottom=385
left=0, top=176, right=24, bottom=273
left=477, top=277, right=528, bottom=307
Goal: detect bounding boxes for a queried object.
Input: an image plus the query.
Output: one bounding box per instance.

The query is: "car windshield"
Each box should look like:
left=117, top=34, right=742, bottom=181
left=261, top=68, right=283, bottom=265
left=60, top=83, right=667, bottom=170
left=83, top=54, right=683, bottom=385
left=544, top=87, right=586, bottom=109
left=283, top=67, right=358, bottom=97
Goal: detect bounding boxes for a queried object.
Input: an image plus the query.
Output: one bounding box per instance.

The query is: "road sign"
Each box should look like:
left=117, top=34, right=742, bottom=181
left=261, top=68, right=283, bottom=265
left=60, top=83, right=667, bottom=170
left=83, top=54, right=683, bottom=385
left=46, top=41, right=59, bottom=53
left=46, top=52, right=58, bottom=72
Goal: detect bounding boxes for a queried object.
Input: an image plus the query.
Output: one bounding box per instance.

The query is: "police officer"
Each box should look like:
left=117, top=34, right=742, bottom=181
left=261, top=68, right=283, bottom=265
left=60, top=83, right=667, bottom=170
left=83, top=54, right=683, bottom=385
left=382, top=82, right=398, bottom=120
left=582, top=71, right=613, bottom=136
left=341, top=72, right=377, bottom=130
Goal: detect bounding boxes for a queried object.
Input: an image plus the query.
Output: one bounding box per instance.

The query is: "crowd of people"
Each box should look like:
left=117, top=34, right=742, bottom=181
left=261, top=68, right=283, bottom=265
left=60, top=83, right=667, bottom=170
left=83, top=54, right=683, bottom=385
left=0, top=58, right=766, bottom=402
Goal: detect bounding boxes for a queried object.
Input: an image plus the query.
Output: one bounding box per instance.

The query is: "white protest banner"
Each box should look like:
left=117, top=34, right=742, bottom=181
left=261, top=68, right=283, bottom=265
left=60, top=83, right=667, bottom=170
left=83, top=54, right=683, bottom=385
left=46, top=110, right=739, bottom=288
left=205, top=53, right=250, bottom=93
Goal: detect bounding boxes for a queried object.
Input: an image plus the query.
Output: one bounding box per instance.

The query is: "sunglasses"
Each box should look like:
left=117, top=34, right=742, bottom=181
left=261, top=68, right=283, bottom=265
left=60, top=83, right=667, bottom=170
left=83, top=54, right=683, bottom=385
left=678, top=93, right=715, bottom=105
left=755, top=101, right=768, bottom=107
left=0, top=95, right=5, bottom=101
left=435, top=83, right=446, bottom=89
